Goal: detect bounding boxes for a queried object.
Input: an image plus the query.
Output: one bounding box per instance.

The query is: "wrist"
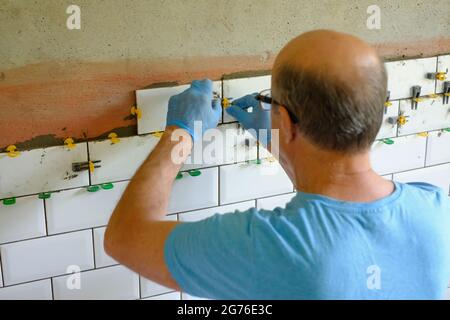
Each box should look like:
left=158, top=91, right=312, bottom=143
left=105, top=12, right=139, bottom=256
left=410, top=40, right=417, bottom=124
left=165, top=120, right=195, bottom=140
left=164, top=125, right=193, bottom=156
left=148, top=126, right=192, bottom=168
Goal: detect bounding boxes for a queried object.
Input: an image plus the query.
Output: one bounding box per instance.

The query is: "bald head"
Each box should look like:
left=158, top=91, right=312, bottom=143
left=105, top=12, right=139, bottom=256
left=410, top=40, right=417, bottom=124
left=274, top=30, right=382, bottom=89
left=272, top=30, right=387, bottom=152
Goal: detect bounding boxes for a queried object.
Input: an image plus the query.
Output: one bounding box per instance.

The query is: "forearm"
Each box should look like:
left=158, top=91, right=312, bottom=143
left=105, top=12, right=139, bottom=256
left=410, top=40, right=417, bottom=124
left=102, top=127, right=191, bottom=288
left=109, top=126, right=192, bottom=226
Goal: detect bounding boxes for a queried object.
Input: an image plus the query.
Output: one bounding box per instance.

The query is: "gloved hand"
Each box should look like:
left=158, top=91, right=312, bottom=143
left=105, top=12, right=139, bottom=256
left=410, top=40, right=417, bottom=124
left=166, top=79, right=221, bottom=140
left=226, top=93, right=271, bottom=147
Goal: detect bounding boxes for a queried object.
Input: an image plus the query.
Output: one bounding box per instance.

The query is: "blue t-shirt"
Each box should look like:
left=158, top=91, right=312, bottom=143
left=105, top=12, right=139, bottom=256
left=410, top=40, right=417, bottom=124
left=164, top=182, right=450, bottom=299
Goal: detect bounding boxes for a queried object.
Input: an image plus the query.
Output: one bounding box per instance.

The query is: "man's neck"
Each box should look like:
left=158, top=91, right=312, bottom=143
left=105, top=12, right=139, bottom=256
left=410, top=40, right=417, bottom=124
left=293, top=148, right=394, bottom=203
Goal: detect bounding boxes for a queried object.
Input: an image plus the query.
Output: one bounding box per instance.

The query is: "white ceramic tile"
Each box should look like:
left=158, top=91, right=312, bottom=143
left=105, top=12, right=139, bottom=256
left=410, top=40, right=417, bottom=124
left=219, top=160, right=293, bottom=205
left=136, top=81, right=222, bottom=134
left=137, top=85, right=189, bottom=134
left=0, top=143, right=89, bottom=199
left=92, top=216, right=176, bottom=269
left=181, top=292, right=209, bottom=300
left=142, top=292, right=180, bottom=300
left=179, top=200, right=255, bottom=222
left=0, top=279, right=52, bottom=300
left=397, top=98, right=450, bottom=136
left=0, top=195, right=46, bottom=244
left=426, top=130, right=450, bottom=166
left=0, top=229, right=94, bottom=285
left=168, top=167, right=219, bottom=214
left=437, top=55, right=450, bottom=93
left=53, top=265, right=139, bottom=300
left=376, top=100, right=400, bottom=139
left=88, top=135, right=159, bottom=185
left=45, top=181, right=128, bottom=235
left=222, top=75, right=271, bottom=122
left=140, top=276, right=173, bottom=298
left=258, top=144, right=273, bottom=160
left=371, top=135, right=426, bottom=175
left=385, top=57, right=437, bottom=100
left=93, top=227, right=117, bottom=268
left=183, top=123, right=258, bottom=170
left=393, top=163, right=450, bottom=195
left=256, top=192, right=296, bottom=210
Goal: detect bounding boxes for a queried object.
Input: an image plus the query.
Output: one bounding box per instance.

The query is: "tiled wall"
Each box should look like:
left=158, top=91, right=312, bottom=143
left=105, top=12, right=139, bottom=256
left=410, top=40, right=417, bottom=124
left=0, top=55, right=449, bottom=300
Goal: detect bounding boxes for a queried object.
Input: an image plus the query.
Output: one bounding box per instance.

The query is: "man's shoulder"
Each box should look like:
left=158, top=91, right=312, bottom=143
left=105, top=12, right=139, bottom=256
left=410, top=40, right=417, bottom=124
left=396, top=182, right=450, bottom=210
left=399, top=181, right=449, bottom=201
left=401, top=181, right=446, bottom=193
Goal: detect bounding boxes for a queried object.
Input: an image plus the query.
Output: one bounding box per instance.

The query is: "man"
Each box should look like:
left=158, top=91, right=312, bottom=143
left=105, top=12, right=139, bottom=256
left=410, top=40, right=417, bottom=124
left=104, top=30, right=450, bottom=299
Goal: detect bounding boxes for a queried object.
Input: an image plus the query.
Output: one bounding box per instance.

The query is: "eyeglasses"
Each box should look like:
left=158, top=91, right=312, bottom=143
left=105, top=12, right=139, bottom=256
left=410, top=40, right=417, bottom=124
left=255, top=89, right=299, bottom=124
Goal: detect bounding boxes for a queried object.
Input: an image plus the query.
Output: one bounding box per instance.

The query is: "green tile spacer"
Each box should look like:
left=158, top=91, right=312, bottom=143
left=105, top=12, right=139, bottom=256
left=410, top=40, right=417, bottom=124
left=101, top=183, right=114, bottom=190
left=3, top=198, right=16, bottom=206
left=443, top=128, right=450, bottom=132
left=38, top=192, right=51, bottom=199
left=175, top=172, right=183, bottom=180
left=382, top=138, right=394, bottom=145
left=188, top=170, right=202, bottom=177
left=247, top=159, right=262, bottom=165
left=86, top=185, right=100, bottom=192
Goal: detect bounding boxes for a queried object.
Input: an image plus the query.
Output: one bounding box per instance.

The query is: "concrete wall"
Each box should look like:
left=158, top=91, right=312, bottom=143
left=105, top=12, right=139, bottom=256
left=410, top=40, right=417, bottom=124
left=0, top=0, right=449, bottom=149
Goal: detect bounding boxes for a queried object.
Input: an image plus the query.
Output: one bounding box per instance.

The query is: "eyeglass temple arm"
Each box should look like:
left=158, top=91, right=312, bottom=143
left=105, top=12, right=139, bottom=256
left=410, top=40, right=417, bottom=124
left=255, top=94, right=272, bottom=104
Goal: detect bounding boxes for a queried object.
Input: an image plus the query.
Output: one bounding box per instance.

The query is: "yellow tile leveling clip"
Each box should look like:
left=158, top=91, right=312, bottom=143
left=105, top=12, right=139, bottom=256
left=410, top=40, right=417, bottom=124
left=151, top=131, right=164, bottom=138
left=64, top=138, right=76, bottom=150
left=6, top=145, right=20, bottom=158
left=108, top=132, right=120, bottom=144
left=131, top=106, right=142, bottom=119
left=427, top=72, right=447, bottom=81
left=222, top=97, right=232, bottom=108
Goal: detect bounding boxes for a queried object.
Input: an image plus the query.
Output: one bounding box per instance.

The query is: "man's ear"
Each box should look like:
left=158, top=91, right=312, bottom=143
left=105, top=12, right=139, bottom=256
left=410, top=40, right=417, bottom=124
left=279, top=106, right=296, bottom=142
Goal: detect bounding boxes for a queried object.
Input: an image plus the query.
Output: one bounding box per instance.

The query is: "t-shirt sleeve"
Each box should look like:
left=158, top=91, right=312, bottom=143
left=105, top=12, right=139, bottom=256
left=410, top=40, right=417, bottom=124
left=164, top=209, right=257, bottom=299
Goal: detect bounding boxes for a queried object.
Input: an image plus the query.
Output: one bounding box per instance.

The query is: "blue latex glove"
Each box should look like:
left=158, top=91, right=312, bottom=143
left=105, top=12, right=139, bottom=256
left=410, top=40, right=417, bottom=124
left=226, top=93, right=271, bottom=146
left=166, top=79, right=221, bottom=140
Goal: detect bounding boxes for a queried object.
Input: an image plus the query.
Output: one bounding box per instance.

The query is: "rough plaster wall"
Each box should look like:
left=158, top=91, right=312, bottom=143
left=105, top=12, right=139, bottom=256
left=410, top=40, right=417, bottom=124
left=0, top=0, right=449, bottom=149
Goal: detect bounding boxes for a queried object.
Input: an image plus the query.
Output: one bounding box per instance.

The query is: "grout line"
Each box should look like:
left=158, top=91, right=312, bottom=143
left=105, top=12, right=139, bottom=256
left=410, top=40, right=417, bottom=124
left=2, top=264, right=122, bottom=289
left=138, top=273, right=142, bottom=299
left=0, top=184, right=92, bottom=202
left=91, top=228, right=96, bottom=269
left=141, top=290, right=178, bottom=300
left=0, top=256, right=4, bottom=287
left=217, top=165, right=221, bottom=205
left=391, top=161, right=450, bottom=177
left=50, top=277, right=55, bottom=300
left=0, top=277, right=51, bottom=290
left=43, top=198, right=49, bottom=236
left=0, top=227, right=94, bottom=247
